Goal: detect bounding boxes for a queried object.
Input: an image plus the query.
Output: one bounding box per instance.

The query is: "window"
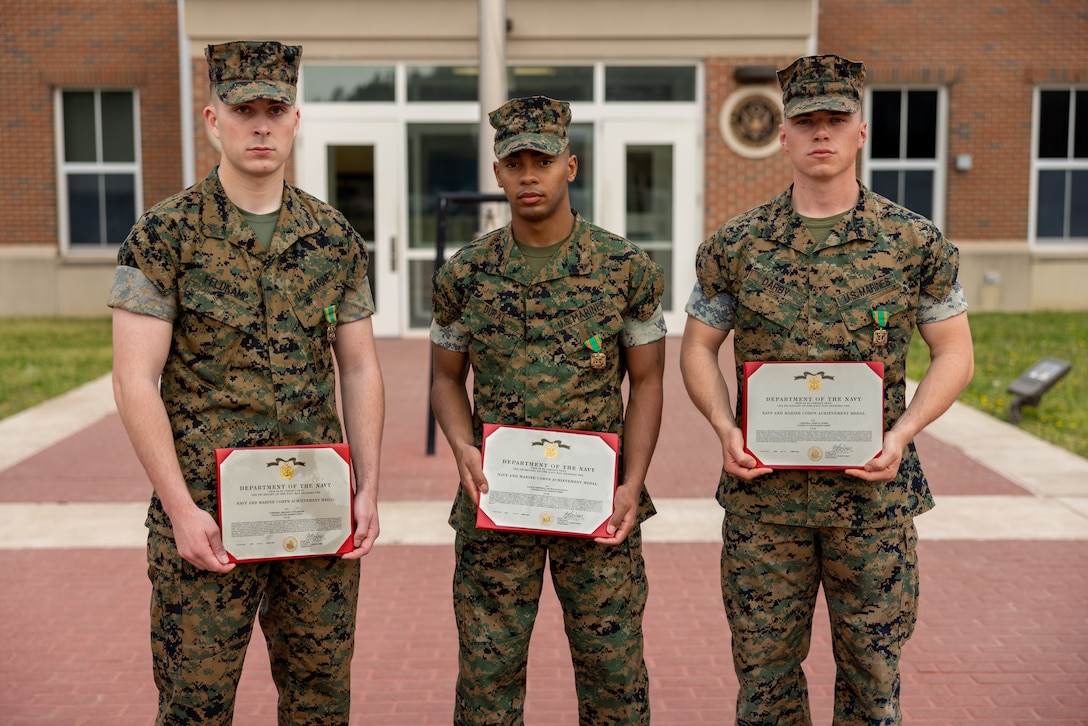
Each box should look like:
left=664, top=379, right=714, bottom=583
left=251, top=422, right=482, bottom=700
left=509, top=66, right=594, bottom=102
left=407, top=66, right=478, bottom=102
left=1034, top=88, right=1088, bottom=243
left=302, top=66, right=395, bottom=102
left=605, top=66, right=697, bottom=102
left=58, top=89, right=140, bottom=250
left=865, top=88, right=944, bottom=225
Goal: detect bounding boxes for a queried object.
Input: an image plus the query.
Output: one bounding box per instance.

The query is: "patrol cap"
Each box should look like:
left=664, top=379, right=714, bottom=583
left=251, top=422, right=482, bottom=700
left=489, top=96, right=571, bottom=159
left=206, top=40, right=302, bottom=105
left=777, top=54, right=866, bottom=118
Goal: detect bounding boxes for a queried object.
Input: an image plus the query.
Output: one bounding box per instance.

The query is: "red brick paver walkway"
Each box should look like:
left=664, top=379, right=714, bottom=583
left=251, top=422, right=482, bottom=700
left=1, top=338, right=1086, bottom=725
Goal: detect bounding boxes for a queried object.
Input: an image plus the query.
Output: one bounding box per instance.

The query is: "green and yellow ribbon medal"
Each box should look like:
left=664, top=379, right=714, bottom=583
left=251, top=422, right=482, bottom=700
left=584, top=334, right=606, bottom=370
left=324, top=305, right=338, bottom=342
left=871, top=310, right=888, bottom=345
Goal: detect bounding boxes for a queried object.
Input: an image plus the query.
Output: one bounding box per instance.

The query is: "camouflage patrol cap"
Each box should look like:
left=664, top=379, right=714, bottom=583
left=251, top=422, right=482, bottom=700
left=489, top=96, right=571, bottom=159
left=777, top=54, right=866, bottom=118
left=206, top=40, right=302, bottom=105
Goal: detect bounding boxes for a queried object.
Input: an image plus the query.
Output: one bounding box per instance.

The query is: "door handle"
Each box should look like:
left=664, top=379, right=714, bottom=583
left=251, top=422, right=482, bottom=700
left=390, top=236, right=397, bottom=272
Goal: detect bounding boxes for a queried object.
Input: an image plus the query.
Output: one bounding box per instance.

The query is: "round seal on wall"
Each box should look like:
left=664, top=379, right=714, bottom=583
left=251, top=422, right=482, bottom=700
left=719, top=86, right=783, bottom=159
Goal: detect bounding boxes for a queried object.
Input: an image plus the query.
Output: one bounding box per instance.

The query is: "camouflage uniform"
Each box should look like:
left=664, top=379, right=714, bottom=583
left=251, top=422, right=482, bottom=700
left=108, top=41, right=373, bottom=724
left=432, top=203, right=665, bottom=724
left=686, top=54, right=967, bottom=726
left=688, top=179, right=964, bottom=725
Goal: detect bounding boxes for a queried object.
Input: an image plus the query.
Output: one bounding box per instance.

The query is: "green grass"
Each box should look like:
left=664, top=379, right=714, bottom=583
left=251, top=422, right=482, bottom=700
left=0, top=313, right=1085, bottom=459
left=907, top=311, right=1087, bottom=459
left=0, top=317, right=114, bottom=421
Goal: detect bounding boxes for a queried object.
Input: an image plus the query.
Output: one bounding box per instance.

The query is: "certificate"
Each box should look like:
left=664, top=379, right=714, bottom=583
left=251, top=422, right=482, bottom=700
left=743, top=361, right=885, bottom=469
left=216, top=444, right=354, bottom=563
left=478, top=424, right=619, bottom=537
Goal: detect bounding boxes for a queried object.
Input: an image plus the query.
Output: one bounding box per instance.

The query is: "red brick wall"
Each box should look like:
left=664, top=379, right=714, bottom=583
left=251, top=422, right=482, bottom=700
left=817, top=0, right=1088, bottom=241
left=2, top=0, right=182, bottom=247
left=703, top=56, right=797, bottom=239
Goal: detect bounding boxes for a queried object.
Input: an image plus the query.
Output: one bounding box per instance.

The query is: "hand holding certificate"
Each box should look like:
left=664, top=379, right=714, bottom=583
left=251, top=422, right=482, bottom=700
left=216, top=444, right=355, bottom=563
left=478, top=424, right=619, bottom=537
left=743, top=362, right=885, bottom=469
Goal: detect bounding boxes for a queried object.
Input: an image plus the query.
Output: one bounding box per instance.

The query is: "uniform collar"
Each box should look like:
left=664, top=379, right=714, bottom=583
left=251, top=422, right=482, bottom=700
left=200, top=167, right=321, bottom=256
left=487, top=211, right=594, bottom=283
left=765, top=181, right=883, bottom=253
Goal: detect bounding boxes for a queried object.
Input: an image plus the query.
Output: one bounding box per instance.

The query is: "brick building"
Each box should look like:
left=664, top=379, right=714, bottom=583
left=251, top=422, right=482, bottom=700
left=2, top=0, right=1085, bottom=331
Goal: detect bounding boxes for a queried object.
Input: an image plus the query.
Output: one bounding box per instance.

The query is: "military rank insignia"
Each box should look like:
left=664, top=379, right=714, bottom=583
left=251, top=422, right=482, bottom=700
left=871, top=310, right=889, bottom=346
left=584, top=334, right=606, bottom=369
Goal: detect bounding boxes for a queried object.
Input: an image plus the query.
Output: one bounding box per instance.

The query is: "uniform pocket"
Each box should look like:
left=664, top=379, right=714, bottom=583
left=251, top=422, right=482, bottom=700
left=463, top=296, right=522, bottom=355
left=550, top=304, right=626, bottom=363
left=735, top=270, right=804, bottom=357
left=835, top=271, right=909, bottom=360
left=177, top=279, right=262, bottom=387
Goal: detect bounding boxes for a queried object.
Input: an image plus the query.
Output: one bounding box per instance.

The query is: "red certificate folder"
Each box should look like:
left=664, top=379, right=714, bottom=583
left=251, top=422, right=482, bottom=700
left=742, top=361, right=885, bottom=470
left=216, top=443, right=355, bottom=563
left=477, top=424, right=619, bottom=538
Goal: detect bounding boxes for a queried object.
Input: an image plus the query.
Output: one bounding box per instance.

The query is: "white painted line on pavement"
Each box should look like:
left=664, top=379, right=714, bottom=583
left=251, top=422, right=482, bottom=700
left=0, top=375, right=116, bottom=476
left=2, top=496, right=1086, bottom=550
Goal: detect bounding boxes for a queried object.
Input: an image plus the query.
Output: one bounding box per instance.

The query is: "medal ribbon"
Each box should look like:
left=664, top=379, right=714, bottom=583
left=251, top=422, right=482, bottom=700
left=324, top=305, right=338, bottom=325
left=871, top=310, right=888, bottom=327
left=584, top=334, right=602, bottom=353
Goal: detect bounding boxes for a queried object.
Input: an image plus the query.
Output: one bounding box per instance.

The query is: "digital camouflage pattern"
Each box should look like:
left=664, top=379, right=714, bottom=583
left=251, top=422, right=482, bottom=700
left=148, top=532, right=359, bottom=724
left=489, top=95, right=571, bottom=159
left=777, top=53, right=866, bottom=118
left=694, top=183, right=959, bottom=529
left=109, top=167, right=371, bottom=538
left=693, top=182, right=958, bottom=724
left=432, top=213, right=662, bottom=459
left=206, top=40, right=301, bottom=105
left=109, top=167, right=370, bottom=723
left=721, top=516, right=919, bottom=725
left=432, top=212, right=663, bottom=724
left=453, top=529, right=650, bottom=725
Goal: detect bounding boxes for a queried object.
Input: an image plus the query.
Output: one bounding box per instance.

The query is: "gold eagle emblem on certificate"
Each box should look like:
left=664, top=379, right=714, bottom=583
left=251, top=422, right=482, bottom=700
left=268, top=456, right=305, bottom=479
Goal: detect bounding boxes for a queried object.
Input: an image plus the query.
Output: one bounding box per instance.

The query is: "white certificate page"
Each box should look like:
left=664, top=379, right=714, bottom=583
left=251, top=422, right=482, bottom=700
left=479, top=425, right=618, bottom=537
left=217, top=445, right=353, bottom=562
left=743, top=362, right=884, bottom=469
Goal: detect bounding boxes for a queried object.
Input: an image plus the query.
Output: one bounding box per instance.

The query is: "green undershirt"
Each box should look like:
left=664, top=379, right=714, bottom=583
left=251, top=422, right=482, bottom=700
left=797, top=210, right=848, bottom=246
left=515, top=239, right=567, bottom=276
left=240, top=208, right=281, bottom=251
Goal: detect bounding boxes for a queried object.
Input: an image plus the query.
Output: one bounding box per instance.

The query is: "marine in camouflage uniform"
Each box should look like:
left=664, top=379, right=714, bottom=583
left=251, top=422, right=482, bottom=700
left=430, top=96, right=667, bottom=725
left=109, top=41, right=384, bottom=725
left=681, top=55, right=973, bottom=725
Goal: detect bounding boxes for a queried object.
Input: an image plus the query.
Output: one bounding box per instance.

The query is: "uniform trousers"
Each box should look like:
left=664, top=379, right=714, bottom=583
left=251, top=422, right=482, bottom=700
left=721, top=513, right=919, bottom=726
left=453, top=528, right=650, bottom=725
left=147, top=531, right=360, bottom=725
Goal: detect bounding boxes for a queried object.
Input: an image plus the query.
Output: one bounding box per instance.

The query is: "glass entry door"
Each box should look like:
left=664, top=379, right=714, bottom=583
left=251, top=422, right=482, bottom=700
left=296, top=120, right=403, bottom=337
left=600, top=120, right=698, bottom=335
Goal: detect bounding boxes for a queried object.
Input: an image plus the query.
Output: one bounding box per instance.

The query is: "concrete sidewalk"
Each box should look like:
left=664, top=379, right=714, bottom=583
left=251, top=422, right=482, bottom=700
left=1, top=338, right=1086, bottom=724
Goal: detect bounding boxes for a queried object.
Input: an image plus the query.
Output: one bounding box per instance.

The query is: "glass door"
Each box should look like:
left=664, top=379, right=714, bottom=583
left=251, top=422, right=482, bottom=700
left=296, top=120, right=403, bottom=337
left=600, top=120, right=698, bottom=335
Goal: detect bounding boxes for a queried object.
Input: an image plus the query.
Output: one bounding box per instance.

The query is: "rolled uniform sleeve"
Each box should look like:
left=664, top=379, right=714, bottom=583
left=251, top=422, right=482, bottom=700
left=917, top=280, right=968, bottom=324
left=430, top=318, right=470, bottom=352
left=684, top=282, right=737, bottom=332
left=107, top=265, right=178, bottom=321
left=621, top=304, right=667, bottom=347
